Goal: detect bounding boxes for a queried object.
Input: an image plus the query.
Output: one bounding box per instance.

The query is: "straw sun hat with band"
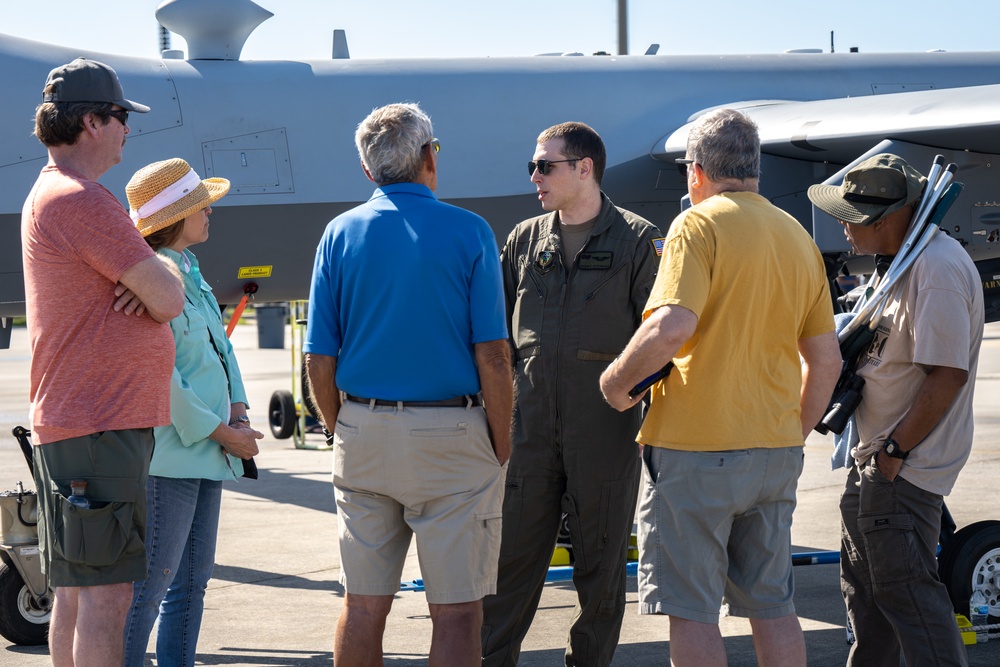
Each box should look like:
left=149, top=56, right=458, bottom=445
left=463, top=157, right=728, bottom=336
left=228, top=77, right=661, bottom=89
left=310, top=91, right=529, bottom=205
left=128, top=158, right=230, bottom=238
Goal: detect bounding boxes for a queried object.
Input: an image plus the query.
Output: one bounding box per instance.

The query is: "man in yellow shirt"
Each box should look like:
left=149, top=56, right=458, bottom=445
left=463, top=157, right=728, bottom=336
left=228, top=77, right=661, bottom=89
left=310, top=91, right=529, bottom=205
left=600, top=108, right=840, bottom=667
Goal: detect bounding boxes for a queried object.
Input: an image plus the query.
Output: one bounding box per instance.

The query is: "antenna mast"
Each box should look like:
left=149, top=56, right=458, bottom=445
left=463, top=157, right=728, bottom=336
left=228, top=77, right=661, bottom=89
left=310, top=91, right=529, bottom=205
left=617, top=0, right=628, bottom=55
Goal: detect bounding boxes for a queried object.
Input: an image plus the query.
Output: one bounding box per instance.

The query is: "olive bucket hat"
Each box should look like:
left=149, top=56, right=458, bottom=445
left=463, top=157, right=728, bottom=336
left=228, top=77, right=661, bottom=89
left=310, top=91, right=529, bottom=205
left=807, top=153, right=926, bottom=226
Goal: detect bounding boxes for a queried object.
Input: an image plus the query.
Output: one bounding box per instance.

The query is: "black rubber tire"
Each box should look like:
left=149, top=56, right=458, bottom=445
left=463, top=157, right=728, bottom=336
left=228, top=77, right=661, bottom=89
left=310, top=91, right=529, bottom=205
left=0, top=563, right=49, bottom=646
left=268, top=389, right=297, bottom=440
left=938, top=520, right=1000, bottom=617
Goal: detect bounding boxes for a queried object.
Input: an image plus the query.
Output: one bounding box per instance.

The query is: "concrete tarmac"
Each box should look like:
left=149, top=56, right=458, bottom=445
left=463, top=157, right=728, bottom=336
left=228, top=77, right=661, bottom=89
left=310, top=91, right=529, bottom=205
left=1, top=320, right=998, bottom=666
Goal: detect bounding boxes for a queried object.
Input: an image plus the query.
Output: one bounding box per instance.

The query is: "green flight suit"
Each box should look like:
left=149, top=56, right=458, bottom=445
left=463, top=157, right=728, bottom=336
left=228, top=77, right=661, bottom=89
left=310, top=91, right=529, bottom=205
left=482, top=194, right=662, bottom=666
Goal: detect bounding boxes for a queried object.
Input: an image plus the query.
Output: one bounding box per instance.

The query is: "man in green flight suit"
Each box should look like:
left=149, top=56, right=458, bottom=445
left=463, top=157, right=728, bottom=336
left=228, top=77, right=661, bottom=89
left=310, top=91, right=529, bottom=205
left=482, top=121, right=663, bottom=666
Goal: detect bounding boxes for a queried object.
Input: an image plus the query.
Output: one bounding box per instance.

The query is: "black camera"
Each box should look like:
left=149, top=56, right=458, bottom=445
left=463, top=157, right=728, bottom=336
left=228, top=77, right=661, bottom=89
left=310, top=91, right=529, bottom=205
left=815, top=373, right=865, bottom=435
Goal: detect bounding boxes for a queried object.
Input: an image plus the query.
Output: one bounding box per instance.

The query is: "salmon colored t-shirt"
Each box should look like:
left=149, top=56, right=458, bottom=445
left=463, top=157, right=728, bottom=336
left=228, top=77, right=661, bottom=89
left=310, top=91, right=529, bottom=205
left=21, top=165, right=175, bottom=444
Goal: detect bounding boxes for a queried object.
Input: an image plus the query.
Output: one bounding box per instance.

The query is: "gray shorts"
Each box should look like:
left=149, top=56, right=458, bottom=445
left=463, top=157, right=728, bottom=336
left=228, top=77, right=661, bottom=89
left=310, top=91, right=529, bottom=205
left=33, top=429, right=153, bottom=587
left=636, top=445, right=803, bottom=623
left=333, top=400, right=505, bottom=604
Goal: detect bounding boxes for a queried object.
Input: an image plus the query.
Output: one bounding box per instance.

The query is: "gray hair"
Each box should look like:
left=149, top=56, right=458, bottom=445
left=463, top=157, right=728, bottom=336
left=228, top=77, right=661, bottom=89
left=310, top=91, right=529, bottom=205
left=354, top=103, right=434, bottom=186
left=686, top=109, right=760, bottom=182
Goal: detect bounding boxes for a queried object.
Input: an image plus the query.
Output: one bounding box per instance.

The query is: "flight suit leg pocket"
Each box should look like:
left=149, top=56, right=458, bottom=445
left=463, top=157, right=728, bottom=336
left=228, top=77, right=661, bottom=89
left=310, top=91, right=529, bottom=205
left=499, top=475, right=523, bottom=558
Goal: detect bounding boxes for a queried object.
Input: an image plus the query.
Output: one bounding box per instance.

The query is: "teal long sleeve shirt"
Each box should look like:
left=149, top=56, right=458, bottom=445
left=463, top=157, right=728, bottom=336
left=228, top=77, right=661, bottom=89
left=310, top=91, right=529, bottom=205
left=151, top=248, right=249, bottom=480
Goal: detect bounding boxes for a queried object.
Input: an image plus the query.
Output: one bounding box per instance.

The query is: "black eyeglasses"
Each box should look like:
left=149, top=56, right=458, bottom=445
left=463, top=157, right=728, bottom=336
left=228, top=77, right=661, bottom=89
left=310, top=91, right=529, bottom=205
left=423, top=138, right=441, bottom=153
left=528, top=158, right=578, bottom=177
left=675, top=157, right=695, bottom=178
left=107, top=109, right=129, bottom=126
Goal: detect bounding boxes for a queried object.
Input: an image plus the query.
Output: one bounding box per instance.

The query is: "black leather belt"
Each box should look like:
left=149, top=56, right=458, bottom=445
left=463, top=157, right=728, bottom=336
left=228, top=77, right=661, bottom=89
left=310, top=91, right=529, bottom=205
left=344, top=394, right=482, bottom=408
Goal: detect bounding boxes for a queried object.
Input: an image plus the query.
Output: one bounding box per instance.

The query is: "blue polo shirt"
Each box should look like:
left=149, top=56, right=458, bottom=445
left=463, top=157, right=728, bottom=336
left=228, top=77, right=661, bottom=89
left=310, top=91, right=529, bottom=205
left=305, top=183, right=507, bottom=400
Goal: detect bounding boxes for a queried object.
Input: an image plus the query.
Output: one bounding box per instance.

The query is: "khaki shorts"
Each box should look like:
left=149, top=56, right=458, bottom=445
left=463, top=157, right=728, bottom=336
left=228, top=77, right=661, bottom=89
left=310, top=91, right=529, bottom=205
left=636, top=445, right=803, bottom=623
left=333, top=400, right=505, bottom=604
left=33, top=429, right=153, bottom=587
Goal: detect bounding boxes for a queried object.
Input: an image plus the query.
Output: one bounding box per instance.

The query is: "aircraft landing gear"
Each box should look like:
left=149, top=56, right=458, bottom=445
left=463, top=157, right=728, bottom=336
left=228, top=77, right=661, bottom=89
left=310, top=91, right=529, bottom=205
left=0, top=428, right=53, bottom=646
left=939, top=520, right=1000, bottom=621
left=0, top=561, right=50, bottom=646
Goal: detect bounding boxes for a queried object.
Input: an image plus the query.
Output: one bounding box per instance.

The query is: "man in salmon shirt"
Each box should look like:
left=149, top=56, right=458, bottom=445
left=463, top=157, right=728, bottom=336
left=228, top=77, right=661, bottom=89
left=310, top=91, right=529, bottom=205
left=21, top=58, right=184, bottom=666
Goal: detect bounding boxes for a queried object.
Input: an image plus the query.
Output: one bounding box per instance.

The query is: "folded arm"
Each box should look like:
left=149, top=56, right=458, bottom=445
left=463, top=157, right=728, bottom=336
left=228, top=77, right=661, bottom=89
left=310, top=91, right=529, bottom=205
left=115, top=255, right=185, bottom=322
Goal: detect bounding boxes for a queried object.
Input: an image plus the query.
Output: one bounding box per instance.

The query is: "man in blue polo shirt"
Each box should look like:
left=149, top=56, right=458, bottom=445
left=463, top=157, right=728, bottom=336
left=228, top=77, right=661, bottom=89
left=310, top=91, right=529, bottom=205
left=305, top=102, right=513, bottom=664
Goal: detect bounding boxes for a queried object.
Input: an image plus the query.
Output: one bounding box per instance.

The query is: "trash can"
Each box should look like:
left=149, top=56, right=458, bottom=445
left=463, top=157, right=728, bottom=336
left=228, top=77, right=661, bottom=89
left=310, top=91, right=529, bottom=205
left=256, top=303, right=286, bottom=349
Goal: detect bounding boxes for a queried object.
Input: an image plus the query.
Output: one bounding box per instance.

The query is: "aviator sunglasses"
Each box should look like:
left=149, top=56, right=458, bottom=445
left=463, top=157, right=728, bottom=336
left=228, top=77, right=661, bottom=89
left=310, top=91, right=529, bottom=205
left=527, top=158, right=578, bottom=177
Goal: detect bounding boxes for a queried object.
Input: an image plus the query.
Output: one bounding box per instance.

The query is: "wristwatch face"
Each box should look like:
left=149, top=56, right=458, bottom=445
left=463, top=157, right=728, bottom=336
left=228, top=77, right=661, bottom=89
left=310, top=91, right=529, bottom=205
left=884, top=438, right=907, bottom=459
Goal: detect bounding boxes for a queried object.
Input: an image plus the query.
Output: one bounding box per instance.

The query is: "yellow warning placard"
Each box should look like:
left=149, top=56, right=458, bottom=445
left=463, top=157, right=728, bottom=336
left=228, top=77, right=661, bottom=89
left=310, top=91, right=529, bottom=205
left=238, top=266, right=273, bottom=279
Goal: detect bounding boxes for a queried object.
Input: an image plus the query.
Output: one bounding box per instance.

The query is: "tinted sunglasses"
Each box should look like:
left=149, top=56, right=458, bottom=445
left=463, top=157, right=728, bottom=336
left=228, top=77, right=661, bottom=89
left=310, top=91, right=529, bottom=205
left=528, top=158, right=578, bottom=177
left=423, top=138, right=441, bottom=153
left=107, top=109, right=129, bottom=126
left=675, top=157, right=695, bottom=178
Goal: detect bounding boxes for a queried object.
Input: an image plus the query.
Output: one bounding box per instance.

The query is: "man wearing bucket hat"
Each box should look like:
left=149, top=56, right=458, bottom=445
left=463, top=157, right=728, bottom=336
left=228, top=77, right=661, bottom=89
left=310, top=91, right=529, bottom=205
left=21, top=58, right=184, bottom=665
left=808, top=154, right=984, bottom=666
left=121, top=158, right=263, bottom=667
left=305, top=102, right=512, bottom=663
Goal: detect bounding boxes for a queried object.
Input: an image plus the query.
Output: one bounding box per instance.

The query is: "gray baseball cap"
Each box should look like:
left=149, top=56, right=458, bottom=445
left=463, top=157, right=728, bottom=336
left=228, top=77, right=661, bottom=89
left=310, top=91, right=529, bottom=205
left=41, top=58, right=150, bottom=113
left=808, top=153, right=925, bottom=226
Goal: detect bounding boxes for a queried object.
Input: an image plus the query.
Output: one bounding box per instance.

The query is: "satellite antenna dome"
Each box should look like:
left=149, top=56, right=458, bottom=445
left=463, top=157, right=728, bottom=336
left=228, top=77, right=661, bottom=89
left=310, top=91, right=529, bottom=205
left=156, top=0, right=273, bottom=60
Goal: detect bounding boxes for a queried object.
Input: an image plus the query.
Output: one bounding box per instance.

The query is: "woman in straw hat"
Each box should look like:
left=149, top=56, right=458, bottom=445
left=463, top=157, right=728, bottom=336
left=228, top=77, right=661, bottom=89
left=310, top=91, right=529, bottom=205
left=121, top=158, right=263, bottom=667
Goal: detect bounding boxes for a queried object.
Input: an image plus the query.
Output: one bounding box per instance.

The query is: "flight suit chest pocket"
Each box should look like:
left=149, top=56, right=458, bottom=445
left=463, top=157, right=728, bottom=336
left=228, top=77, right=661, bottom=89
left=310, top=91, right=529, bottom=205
left=578, top=262, right=633, bottom=357
left=511, top=254, right=558, bottom=353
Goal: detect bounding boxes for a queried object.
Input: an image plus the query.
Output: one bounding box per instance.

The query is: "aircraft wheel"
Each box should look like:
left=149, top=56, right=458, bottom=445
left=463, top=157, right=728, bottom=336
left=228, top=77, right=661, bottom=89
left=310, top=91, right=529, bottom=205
left=0, top=562, right=50, bottom=646
left=939, top=520, right=1000, bottom=618
left=268, top=390, right=297, bottom=440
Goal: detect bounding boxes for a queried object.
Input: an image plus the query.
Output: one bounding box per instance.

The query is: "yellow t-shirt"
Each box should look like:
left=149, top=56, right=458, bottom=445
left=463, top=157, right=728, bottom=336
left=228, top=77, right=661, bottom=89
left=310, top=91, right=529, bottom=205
left=638, top=192, right=834, bottom=451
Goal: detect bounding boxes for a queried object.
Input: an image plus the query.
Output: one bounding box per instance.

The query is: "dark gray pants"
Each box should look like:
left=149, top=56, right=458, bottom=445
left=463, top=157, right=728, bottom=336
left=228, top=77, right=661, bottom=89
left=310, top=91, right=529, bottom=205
left=840, top=462, right=968, bottom=667
left=481, top=436, right=640, bottom=667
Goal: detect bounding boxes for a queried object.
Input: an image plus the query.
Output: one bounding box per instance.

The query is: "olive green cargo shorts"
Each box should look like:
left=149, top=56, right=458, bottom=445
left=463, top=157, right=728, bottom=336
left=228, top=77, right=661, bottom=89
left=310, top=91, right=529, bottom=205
left=33, top=429, right=153, bottom=587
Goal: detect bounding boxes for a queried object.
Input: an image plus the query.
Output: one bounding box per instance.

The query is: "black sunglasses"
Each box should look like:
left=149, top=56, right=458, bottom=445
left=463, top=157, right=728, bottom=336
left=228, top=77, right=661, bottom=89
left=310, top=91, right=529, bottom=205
left=107, top=109, right=129, bottom=126
left=528, top=158, right=578, bottom=177
left=422, top=138, right=441, bottom=153
left=675, top=157, right=695, bottom=178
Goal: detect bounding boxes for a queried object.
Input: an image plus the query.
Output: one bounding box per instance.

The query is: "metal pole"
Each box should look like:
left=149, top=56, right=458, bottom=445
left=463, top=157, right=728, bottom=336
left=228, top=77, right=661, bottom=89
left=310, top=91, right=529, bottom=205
left=617, top=0, right=628, bottom=56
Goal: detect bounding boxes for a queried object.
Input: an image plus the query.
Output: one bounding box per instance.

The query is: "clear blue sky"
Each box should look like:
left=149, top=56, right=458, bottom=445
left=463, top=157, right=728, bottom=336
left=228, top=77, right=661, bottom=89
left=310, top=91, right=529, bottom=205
left=1, top=0, right=997, bottom=61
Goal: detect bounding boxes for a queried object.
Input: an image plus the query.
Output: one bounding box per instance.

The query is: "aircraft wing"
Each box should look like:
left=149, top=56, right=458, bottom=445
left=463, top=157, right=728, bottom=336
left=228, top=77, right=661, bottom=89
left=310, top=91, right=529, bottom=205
left=654, top=84, right=1000, bottom=164
left=653, top=84, right=1000, bottom=321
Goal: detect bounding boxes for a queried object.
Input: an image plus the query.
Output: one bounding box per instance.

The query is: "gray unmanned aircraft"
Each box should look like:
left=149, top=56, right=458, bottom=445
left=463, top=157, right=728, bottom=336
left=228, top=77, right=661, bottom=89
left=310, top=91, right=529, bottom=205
left=2, top=0, right=1000, bottom=337
left=1, top=0, right=1000, bottom=646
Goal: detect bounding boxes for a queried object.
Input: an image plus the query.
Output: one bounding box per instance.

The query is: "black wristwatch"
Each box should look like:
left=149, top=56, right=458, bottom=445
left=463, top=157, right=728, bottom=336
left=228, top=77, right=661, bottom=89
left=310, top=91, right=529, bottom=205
left=882, top=437, right=909, bottom=460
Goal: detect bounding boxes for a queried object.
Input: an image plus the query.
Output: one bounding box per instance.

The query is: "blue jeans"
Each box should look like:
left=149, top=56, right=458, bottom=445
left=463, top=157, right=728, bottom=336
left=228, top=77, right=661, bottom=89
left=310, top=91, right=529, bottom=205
left=123, top=476, right=223, bottom=667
